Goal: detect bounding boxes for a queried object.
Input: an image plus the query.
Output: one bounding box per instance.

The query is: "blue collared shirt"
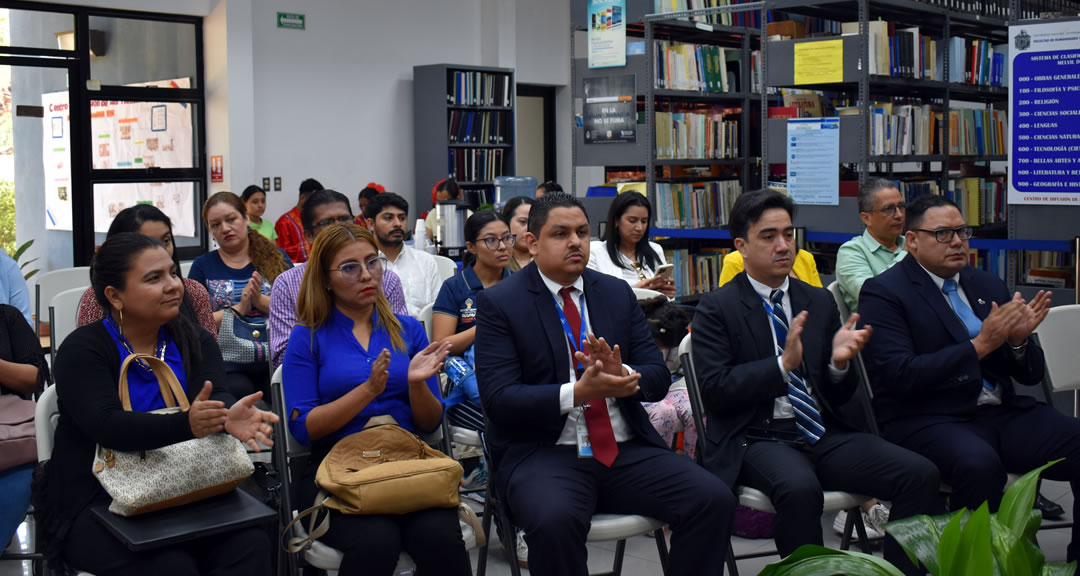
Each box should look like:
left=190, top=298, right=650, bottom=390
left=282, top=306, right=443, bottom=447
left=0, top=249, right=31, bottom=328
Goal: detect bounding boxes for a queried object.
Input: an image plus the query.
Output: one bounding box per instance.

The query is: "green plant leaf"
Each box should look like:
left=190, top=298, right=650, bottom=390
left=759, top=545, right=905, bottom=576
left=19, top=257, right=38, bottom=270
left=886, top=512, right=949, bottom=574
left=953, top=502, right=994, bottom=576
left=938, top=509, right=968, bottom=576
left=23, top=269, right=38, bottom=281
left=1042, top=561, right=1078, bottom=576
left=990, top=514, right=1037, bottom=576
left=1000, top=460, right=1062, bottom=538
left=12, top=239, right=33, bottom=261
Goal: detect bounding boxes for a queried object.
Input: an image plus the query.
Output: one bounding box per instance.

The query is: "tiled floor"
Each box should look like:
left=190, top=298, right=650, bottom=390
left=4, top=480, right=1072, bottom=576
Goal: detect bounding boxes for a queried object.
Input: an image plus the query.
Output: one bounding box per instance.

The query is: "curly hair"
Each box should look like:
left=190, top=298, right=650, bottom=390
left=202, top=191, right=291, bottom=283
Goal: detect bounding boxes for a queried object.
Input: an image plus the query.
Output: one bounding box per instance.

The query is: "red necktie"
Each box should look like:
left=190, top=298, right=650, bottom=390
left=560, top=287, right=619, bottom=467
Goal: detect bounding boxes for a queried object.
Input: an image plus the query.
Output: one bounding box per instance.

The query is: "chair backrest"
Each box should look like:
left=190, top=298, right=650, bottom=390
left=180, top=260, right=194, bottom=278
left=432, top=255, right=458, bottom=283
left=1033, top=304, right=1080, bottom=394
left=417, top=302, right=435, bottom=342
left=35, top=385, right=60, bottom=461
left=34, top=266, right=91, bottom=336
left=677, top=332, right=709, bottom=464
left=49, top=287, right=87, bottom=364
left=633, top=288, right=664, bottom=301
left=826, top=281, right=851, bottom=321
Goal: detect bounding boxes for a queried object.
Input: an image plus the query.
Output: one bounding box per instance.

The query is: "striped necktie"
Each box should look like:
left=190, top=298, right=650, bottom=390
left=769, top=289, right=826, bottom=444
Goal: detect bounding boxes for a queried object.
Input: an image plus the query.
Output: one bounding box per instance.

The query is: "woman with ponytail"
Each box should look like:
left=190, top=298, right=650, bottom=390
left=283, top=224, right=470, bottom=576
left=189, top=192, right=291, bottom=398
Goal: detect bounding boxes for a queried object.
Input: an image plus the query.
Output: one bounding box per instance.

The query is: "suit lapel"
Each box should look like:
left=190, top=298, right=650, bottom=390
left=904, top=256, right=969, bottom=343
left=736, top=274, right=776, bottom=360
left=959, top=267, right=993, bottom=320
left=527, top=265, right=574, bottom=381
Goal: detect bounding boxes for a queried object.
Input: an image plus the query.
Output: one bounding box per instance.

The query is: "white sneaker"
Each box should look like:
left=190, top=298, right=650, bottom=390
left=832, top=509, right=885, bottom=540
left=514, top=530, right=529, bottom=568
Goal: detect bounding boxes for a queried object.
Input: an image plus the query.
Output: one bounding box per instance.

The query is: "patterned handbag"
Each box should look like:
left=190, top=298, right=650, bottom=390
left=218, top=307, right=269, bottom=370
left=92, top=353, right=254, bottom=517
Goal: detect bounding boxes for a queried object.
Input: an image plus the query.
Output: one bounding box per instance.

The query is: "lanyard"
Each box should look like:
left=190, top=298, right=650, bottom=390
left=553, top=290, right=588, bottom=372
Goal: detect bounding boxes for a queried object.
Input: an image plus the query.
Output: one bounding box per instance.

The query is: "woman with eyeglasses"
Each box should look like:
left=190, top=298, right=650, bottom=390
left=283, top=223, right=470, bottom=576
left=587, top=192, right=676, bottom=298
left=190, top=192, right=292, bottom=399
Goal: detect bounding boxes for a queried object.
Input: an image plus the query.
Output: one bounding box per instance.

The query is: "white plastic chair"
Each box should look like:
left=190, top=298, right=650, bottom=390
left=1033, top=304, right=1080, bottom=403
left=826, top=281, right=851, bottom=321
left=49, top=287, right=88, bottom=365
left=632, top=287, right=664, bottom=301
left=678, top=333, right=872, bottom=575
left=433, top=254, right=459, bottom=283
left=271, top=367, right=479, bottom=572
left=418, top=302, right=435, bottom=342
left=179, top=261, right=194, bottom=278
left=34, top=266, right=91, bottom=337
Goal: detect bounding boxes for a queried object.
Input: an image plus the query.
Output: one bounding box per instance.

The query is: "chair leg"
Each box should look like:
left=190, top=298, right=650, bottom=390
left=653, top=529, right=670, bottom=575
left=852, top=509, right=872, bottom=554
left=476, top=485, right=493, bottom=576
left=610, top=538, right=627, bottom=576
left=840, top=507, right=856, bottom=550
left=725, top=542, right=740, bottom=576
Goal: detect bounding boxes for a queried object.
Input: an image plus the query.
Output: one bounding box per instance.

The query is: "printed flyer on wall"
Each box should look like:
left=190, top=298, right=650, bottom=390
left=583, top=75, right=637, bottom=144
left=587, top=0, right=626, bottom=68
left=1008, top=20, right=1080, bottom=205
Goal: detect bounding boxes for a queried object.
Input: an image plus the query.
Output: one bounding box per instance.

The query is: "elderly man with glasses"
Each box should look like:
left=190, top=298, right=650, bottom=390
left=860, top=193, right=1080, bottom=563
left=835, top=178, right=909, bottom=314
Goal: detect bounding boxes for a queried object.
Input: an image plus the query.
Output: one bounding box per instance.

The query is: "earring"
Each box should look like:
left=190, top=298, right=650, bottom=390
left=118, top=308, right=124, bottom=337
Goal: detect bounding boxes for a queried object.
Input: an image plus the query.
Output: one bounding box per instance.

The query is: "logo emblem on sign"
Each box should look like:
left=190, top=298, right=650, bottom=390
left=1014, top=30, right=1031, bottom=51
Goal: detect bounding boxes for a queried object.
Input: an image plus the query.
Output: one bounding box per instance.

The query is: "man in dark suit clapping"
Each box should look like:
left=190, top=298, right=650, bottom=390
left=691, top=190, right=940, bottom=575
left=475, top=192, right=735, bottom=576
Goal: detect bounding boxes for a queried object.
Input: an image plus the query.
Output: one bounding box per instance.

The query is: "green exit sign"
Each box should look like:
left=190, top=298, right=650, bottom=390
left=277, top=12, right=305, bottom=30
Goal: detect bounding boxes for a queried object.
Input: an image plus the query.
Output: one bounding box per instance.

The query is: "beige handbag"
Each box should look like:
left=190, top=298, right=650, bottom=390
left=284, top=416, right=482, bottom=553
left=92, top=353, right=254, bottom=517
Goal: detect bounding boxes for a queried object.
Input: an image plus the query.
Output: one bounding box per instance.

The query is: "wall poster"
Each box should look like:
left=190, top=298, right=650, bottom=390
left=587, top=0, right=626, bottom=69
left=583, top=75, right=637, bottom=144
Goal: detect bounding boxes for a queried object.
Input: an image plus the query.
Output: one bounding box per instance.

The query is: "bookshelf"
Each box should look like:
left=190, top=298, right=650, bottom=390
left=414, top=64, right=516, bottom=209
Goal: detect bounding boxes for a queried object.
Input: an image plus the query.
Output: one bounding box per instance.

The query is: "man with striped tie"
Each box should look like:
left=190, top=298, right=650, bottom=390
left=692, top=190, right=941, bottom=575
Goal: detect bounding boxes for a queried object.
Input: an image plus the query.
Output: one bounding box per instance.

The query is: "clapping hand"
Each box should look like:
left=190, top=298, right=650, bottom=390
left=408, top=340, right=452, bottom=384
left=578, top=332, right=625, bottom=377
left=364, top=349, right=392, bottom=397
left=1007, top=290, right=1051, bottom=346
left=781, top=311, right=808, bottom=372
left=225, top=390, right=280, bottom=451
left=189, top=381, right=227, bottom=437
left=832, top=313, right=872, bottom=369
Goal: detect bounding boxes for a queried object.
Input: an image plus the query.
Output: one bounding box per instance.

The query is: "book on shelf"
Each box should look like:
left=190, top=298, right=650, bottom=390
left=655, top=41, right=745, bottom=93
left=895, top=176, right=1007, bottom=226
left=946, top=38, right=1008, bottom=87
left=948, top=108, right=1007, bottom=156
left=870, top=103, right=941, bottom=156
left=968, top=249, right=1007, bottom=282
left=656, top=106, right=741, bottom=160
left=665, top=247, right=731, bottom=297
left=768, top=106, right=803, bottom=118
left=448, top=110, right=510, bottom=144
left=654, top=0, right=762, bottom=28
left=655, top=179, right=743, bottom=229
left=783, top=92, right=822, bottom=117
left=448, top=148, right=505, bottom=183
left=447, top=71, right=512, bottom=107
left=1019, top=251, right=1076, bottom=288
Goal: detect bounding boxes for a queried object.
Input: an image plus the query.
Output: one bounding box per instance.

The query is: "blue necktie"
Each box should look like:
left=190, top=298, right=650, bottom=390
left=769, top=289, right=826, bottom=444
left=942, top=279, right=995, bottom=393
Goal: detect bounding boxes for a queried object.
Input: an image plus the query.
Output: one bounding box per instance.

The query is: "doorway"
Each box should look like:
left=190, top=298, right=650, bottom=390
left=516, top=83, right=556, bottom=185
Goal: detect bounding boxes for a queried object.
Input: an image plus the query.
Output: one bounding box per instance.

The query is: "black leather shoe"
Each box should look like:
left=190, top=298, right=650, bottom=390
left=1036, top=493, right=1066, bottom=520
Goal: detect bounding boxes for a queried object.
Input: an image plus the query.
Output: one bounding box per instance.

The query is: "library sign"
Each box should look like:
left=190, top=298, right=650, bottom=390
left=1009, top=20, right=1080, bottom=205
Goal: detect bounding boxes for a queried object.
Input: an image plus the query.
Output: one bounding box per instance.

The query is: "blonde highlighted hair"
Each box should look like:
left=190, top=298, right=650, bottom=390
left=202, top=191, right=291, bottom=283
left=296, top=223, right=405, bottom=352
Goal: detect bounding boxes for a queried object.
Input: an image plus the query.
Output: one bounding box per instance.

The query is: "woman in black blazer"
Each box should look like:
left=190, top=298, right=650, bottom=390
left=34, top=233, right=278, bottom=576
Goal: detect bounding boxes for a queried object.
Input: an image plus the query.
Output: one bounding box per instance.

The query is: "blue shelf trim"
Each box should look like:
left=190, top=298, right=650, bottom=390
left=653, top=229, right=1072, bottom=251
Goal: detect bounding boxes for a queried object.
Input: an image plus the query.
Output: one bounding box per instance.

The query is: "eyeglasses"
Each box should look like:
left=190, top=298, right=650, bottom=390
left=313, top=216, right=355, bottom=230
left=911, top=226, right=974, bottom=243
left=478, top=234, right=516, bottom=250
left=331, top=257, right=387, bottom=282
left=868, top=202, right=906, bottom=215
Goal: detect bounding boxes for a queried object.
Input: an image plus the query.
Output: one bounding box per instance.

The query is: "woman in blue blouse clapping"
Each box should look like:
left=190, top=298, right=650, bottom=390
left=282, top=223, right=470, bottom=576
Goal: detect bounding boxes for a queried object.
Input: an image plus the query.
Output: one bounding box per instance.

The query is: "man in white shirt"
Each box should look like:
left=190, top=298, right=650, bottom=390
left=860, top=194, right=1080, bottom=562
left=474, top=193, right=734, bottom=576
left=364, top=193, right=443, bottom=317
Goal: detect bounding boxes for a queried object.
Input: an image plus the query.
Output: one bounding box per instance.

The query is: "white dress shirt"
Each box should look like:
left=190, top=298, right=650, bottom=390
left=536, top=270, right=635, bottom=445
left=916, top=263, right=1003, bottom=406
left=744, top=274, right=848, bottom=419
left=382, top=245, right=443, bottom=317
left=587, top=240, right=668, bottom=287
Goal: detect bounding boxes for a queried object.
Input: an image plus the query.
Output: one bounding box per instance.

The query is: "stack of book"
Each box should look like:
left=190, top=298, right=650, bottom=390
left=654, top=41, right=744, bottom=93
left=654, top=180, right=743, bottom=228
left=948, top=108, right=1007, bottom=156
left=447, top=111, right=510, bottom=144
left=1019, top=251, right=1076, bottom=288
left=656, top=107, right=741, bottom=159
left=839, top=22, right=940, bottom=80
left=665, top=247, right=731, bottom=297
left=947, top=38, right=1008, bottom=86
left=447, top=71, right=512, bottom=107
left=447, top=149, right=505, bottom=183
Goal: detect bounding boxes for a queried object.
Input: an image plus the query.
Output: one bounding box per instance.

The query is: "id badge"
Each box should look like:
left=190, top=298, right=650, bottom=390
left=576, top=408, right=593, bottom=459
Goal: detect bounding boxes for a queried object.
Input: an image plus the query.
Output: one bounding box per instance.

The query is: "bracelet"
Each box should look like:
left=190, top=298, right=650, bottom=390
left=1010, top=340, right=1028, bottom=352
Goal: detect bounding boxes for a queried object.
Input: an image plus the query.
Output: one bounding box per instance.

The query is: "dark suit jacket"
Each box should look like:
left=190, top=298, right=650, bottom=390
left=475, top=263, right=671, bottom=482
left=859, top=254, right=1045, bottom=443
left=692, top=272, right=857, bottom=488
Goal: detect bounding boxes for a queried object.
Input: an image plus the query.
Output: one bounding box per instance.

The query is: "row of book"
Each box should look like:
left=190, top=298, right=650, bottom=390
left=656, top=108, right=741, bottom=160
left=946, top=37, right=1008, bottom=86
left=665, top=248, right=732, bottom=297
left=969, top=249, right=1007, bottom=282
left=653, top=0, right=762, bottom=28
left=447, top=149, right=506, bottom=183
left=897, top=176, right=1007, bottom=225
left=949, top=107, right=1007, bottom=156
left=446, top=71, right=512, bottom=107
left=867, top=104, right=1006, bottom=157
left=654, top=42, right=745, bottom=93
left=1018, top=0, right=1080, bottom=18
left=447, top=111, right=510, bottom=144
left=654, top=179, right=743, bottom=229
left=1020, top=250, right=1076, bottom=288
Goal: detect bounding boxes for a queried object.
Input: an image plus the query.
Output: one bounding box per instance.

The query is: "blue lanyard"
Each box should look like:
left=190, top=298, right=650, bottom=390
left=553, top=290, right=588, bottom=371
